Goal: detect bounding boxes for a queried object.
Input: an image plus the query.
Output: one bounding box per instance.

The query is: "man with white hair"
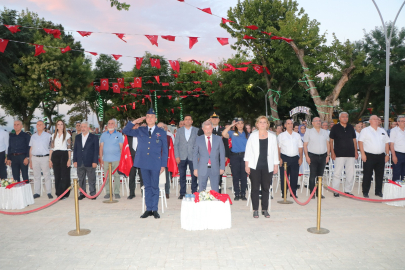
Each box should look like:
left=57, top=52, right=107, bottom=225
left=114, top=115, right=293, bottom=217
left=359, top=115, right=390, bottom=198
left=390, top=116, right=405, bottom=181
left=6, top=120, right=31, bottom=182
left=329, top=112, right=358, bottom=197
left=100, top=119, right=123, bottom=199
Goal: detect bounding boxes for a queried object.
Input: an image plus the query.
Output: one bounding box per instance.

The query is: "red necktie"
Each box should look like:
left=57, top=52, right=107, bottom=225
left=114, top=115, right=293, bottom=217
left=207, top=136, right=211, bottom=165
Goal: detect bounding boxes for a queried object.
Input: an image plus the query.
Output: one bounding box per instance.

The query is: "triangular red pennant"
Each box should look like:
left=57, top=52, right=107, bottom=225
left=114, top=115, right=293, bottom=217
left=245, top=25, right=259, bottom=30
left=180, top=95, right=187, bottom=98
left=150, top=58, right=161, bottom=69
left=236, top=67, right=248, bottom=72
left=131, top=93, right=137, bottom=98
left=0, top=39, right=9, bottom=53
left=209, top=63, right=218, bottom=69
left=243, top=35, right=256, bottom=40
left=261, top=31, right=272, bottom=36
left=157, top=95, right=161, bottom=99
left=163, top=90, right=169, bottom=93
left=132, top=102, right=136, bottom=110
left=161, top=35, right=175, bottom=41
left=171, top=108, right=174, bottom=114
left=77, top=31, right=92, bottom=37
left=175, top=90, right=182, bottom=94
left=113, top=33, right=127, bottom=43
left=172, top=74, right=178, bottom=78
left=187, top=91, right=192, bottom=95
left=217, top=38, right=229, bottom=46
left=135, top=57, right=143, bottom=69
left=189, top=71, right=197, bottom=74
left=204, top=70, right=212, bottom=76
left=194, top=88, right=202, bottom=92
left=221, top=18, right=235, bottom=24
left=87, top=51, right=98, bottom=56
left=224, top=63, right=236, bottom=71
left=100, top=79, right=109, bottom=90
left=117, top=78, right=125, bottom=88
left=168, top=60, right=180, bottom=73
left=112, top=83, right=120, bottom=93
left=34, top=44, right=46, bottom=56
left=142, top=98, right=145, bottom=105
left=146, top=80, right=154, bottom=84
left=162, top=82, right=170, bottom=86
left=145, top=35, right=158, bottom=46
left=4, top=25, right=21, bottom=34
left=189, top=37, right=198, bottom=49
left=112, top=54, right=122, bottom=60
left=193, top=81, right=201, bottom=84
left=189, top=59, right=201, bottom=65
left=264, top=67, right=271, bottom=74
left=134, top=77, right=142, bottom=88
left=43, top=28, right=61, bottom=39
left=198, top=8, right=212, bottom=14
left=60, top=45, right=71, bottom=54
left=168, top=95, right=172, bottom=99
left=238, top=61, right=252, bottom=65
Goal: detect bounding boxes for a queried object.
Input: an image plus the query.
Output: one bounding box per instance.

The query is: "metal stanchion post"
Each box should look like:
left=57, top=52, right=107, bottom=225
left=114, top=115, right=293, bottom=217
left=278, top=162, right=293, bottom=204
left=103, top=162, right=118, bottom=203
left=308, top=176, right=329, bottom=234
left=68, top=179, right=91, bottom=236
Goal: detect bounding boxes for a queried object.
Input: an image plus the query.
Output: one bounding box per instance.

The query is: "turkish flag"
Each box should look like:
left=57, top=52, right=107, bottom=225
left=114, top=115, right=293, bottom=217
left=245, top=25, right=259, bottom=30
left=43, top=28, right=61, bottom=39
left=157, top=95, right=161, bottom=99
left=87, top=51, right=98, bottom=56
left=117, top=78, right=125, bottom=88
left=224, top=63, right=236, bottom=71
left=261, top=31, right=272, bottom=36
left=95, top=86, right=100, bottom=92
left=53, top=79, right=62, bottom=90
left=162, top=35, right=175, bottom=41
left=145, top=35, right=158, bottom=46
left=135, top=57, right=143, bottom=69
left=154, top=76, right=160, bottom=84
left=100, top=79, right=109, bottom=90
left=131, top=93, right=137, bottom=98
left=161, top=82, right=170, bottom=86
left=189, top=37, right=198, bottom=49
left=168, top=95, right=172, bottom=100
left=175, top=90, right=182, bottom=94
left=194, top=88, right=202, bottom=92
left=221, top=18, right=235, bottom=24
left=77, top=31, right=92, bottom=37
left=167, top=138, right=178, bottom=175
left=34, top=44, right=46, bottom=56
left=60, top=45, right=71, bottom=53
left=112, top=83, right=120, bottom=93
left=217, top=38, right=229, bottom=46
left=133, top=77, right=142, bottom=88
left=113, top=33, right=127, bottom=42
left=150, top=58, right=161, bottom=69
left=118, top=136, right=133, bottom=177
left=243, top=35, right=256, bottom=40
left=112, top=54, right=122, bottom=60
left=218, top=81, right=223, bottom=87
left=236, top=67, right=248, bottom=72
left=198, top=7, right=212, bottom=14
left=189, top=59, right=201, bottom=65
left=204, top=70, right=212, bottom=76
left=253, top=65, right=263, bottom=74
left=264, top=67, right=271, bottom=74
left=4, top=25, right=21, bottom=34
left=132, top=102, right=136, bottom=110
left=0, top=39, right=9, bottom=53
left=209, top=63, right=218, bottom=69
left=168, top=60, right=180, bottom=73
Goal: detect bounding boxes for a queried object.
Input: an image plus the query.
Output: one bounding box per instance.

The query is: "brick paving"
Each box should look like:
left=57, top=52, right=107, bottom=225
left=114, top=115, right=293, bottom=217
left=1, top=177, right=404, bottom=270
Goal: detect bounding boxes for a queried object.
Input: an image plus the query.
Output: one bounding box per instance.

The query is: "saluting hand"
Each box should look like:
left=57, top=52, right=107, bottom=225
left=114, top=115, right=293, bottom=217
left=132, top=116, right=146, bottom=125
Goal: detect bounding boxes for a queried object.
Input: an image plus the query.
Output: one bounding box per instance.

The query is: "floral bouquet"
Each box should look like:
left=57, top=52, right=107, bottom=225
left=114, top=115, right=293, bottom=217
left=199, top=190, right=216, bottom=201
left=1, top=179, right=15, bottom=187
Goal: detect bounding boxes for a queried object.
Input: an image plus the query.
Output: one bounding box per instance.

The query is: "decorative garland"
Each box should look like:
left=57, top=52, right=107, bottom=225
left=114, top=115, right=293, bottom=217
left=97, top=93, right=103, bottom=121
left=267, top=89, right=281, bottom=121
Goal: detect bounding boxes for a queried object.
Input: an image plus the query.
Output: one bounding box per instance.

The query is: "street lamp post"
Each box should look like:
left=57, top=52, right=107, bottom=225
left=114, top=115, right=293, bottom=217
left=256, top=86, right=268, bottom=118
left=371, top=0, right=405, bottom=129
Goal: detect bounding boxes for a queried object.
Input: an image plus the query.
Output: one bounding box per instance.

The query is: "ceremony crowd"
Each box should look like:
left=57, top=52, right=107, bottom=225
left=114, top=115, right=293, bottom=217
left=0, top=110, right=404, bottom=219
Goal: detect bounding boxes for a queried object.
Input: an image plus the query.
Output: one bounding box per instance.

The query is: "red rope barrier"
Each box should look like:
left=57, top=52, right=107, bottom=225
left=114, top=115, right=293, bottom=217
left=0, top=186, right=72, bottom=215
left=284, top=170, right=317, bottom=206
left=78, top=168, right=117, bottom=199
left=324, top=185, right=405, bottom=202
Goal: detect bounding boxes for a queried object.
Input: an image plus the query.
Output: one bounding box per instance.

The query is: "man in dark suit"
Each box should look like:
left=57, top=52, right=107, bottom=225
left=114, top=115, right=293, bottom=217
left=127, top=123, right=143, bottom=199
left=198, top=112, right=229, bottom=193
left=73, top=122, right=99, bottom=200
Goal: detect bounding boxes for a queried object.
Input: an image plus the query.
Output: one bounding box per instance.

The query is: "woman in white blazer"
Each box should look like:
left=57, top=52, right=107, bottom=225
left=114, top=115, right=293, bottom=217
left=244, top=116, right=279, bottom=218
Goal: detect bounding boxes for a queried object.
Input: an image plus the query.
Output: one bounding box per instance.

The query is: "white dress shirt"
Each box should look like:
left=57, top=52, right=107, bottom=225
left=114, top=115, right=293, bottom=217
left=81, top=133, right=89, bottom=148
left=51, top=132, right=72, bottom=151
left=389, top=126, right=405, bottom=153
left=132, top=136, right=138, bottom=151
left=184, top=126, right=192, bottom=142
left=148, top=126, right=155, bottom=135
left=303, top=128, right=329, bottom=154
left=29, top=131, right=52, bottom=155
left=0, top=129, right=9, bottom=154
left=359, top=126, right=389, bottom=154
left=355, top=131, right=360, bottom=150
left=278, top=131, right=303, bottom=157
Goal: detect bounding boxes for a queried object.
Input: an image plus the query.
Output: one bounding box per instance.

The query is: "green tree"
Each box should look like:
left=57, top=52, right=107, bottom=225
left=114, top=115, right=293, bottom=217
left=108, top=0, right=130, bottom=11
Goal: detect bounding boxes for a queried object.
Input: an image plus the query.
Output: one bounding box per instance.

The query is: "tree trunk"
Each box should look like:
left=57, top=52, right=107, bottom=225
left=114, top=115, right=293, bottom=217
left=22, top=114, right=31, bottom=132
left=289, top=41, right=355, bottom=122
left=262, top=64, right=281, bottom=124
left=353, top=86, right=372, bottom=121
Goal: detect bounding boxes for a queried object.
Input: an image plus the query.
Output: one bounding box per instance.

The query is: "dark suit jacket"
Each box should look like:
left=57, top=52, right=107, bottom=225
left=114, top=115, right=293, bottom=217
left=73, top=133, right=99, bottom=167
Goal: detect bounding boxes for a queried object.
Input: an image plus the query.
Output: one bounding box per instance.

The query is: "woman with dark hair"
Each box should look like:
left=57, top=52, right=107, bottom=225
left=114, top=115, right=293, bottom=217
left=223, top=117, right=250, bottom=201
left=49, top=120, right=71, bottom=199
left=245, top=124, right=252, bottom=134
left=293, top=122, right=300, bottom=133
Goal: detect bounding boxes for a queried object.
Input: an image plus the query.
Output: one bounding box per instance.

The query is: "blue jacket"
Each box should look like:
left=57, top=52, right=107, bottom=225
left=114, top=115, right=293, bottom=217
left=73, top=133, right=99, bottom=167
left=122, top=123, right=168, bottom=170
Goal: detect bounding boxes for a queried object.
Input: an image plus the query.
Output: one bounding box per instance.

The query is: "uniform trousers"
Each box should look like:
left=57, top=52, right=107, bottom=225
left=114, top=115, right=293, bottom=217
left=393, top=151, right=405, bottom=181
left=250, top=168, right=273, bottom=211
left=128, top=166, right=143, bottom=196
left=10, top=154, right=28, bottom=182
left=230, top=153, right=247, bottom=196
left=103, top=160, right=120, bottom=195
left=32, top=156, right=52, bottom=195
left=279, top=154, right=299, bottom=196
left=51, top=150, right=71, bottom=198
left=362, top=152, right=385, bottom=195
left=77, top=164, right=97, bottom=196
left=141, top=168, right=160, bottom=211
left=0, top=151, right=7, bottom=179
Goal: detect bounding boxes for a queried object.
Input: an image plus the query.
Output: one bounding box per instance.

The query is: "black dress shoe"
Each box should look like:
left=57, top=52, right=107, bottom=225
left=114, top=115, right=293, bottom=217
left=262, top=210, right=270, bottom=218
left=153, top=211, right=160, bottom=219
left=311, top=196, right=315, bottom=199
left=240, top=195, right=247, bottom=201
left=47, top=193, right=53, bottom=199
left=78, top=194, right=85, bottom=200
left=290, top=194, right=298, bottom=199
left=91, top=197, right=96, bottom=200
left=334, top=193, right=340, bottom=197
left=234, top=195, right=240, bottom=201
left=375, top=192, right=383, bottom=197
left=127, top=195, right=135, bottom=200
left=345, top=192, right=354, bottom=196
left=253, top=210, right=259, bottom=218
left=166, top=194, right=169, bottom=199
left=178, top=195, right=184, bottom=200
left=140, top=211, right=153, bottom=218
left=33, top=194, right=40, bottom=199
left=363, top=193, right=369, bottom=198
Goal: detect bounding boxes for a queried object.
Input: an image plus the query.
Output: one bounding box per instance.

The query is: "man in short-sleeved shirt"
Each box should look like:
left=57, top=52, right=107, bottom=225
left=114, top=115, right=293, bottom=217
left=99, top=119, right=123, bottom=198
left=329, top=112, right=358, bottom=196
left=390, top=116, right=405, bottom=181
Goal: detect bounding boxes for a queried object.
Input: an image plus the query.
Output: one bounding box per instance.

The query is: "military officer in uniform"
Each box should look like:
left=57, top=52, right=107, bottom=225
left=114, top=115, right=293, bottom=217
left=122, top=108, right=168, bottom=219
left=198, top=112, right=229, bottom=193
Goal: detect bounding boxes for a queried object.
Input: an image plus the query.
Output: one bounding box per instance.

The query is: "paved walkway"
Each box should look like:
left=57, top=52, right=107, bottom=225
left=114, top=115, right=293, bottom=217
left=1, top=177, right=404, bottom=270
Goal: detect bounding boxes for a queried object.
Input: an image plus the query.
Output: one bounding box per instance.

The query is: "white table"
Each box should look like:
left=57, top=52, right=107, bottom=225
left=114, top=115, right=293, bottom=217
left=383, top=182, right=405, bottom=207
left=0, top=184, right=35, bottom=210
left=181, top=200, right=231, bottom=231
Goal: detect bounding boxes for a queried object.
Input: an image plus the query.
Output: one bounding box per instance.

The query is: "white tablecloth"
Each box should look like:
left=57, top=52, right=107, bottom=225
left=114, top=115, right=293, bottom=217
left=0, top=184, right=35, bottom=210
left=383, top=182, right=405, bottom=207
left=181, top=200, right=231, bottom=231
